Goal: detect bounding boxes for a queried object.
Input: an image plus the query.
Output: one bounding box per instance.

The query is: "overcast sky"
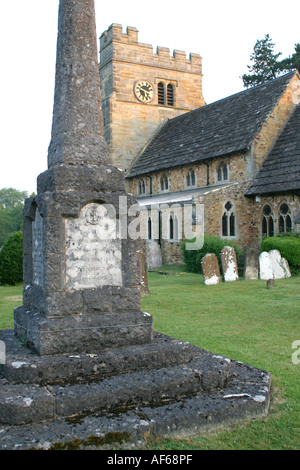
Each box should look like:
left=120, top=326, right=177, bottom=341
left=0, top=0, right=299, bottom=195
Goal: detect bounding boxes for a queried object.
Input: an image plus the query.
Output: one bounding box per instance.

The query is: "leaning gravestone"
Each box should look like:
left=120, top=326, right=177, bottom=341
left=244, top=247, right=259, bottom=281
left=221, top=246, right=239, bottom=282
left=201, top=253, right=221, bottom=285
left=0, top=0, right=271, bottom=450
left=259, top=252, right=273, bottom=280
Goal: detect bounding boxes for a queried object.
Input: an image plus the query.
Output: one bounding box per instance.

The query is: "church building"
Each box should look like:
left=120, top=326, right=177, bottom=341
left=99, top=24, right=300, bottom=264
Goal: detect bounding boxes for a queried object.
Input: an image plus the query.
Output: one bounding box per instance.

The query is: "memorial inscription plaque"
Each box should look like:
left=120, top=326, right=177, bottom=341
left=65, top=202, right=122, bottom=290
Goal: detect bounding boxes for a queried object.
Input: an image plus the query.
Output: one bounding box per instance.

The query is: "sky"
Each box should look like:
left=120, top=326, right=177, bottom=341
left=0, top=0, right=299, bottom=196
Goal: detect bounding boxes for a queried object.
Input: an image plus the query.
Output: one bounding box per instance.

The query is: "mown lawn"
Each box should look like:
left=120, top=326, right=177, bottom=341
left=141, top=268, right=300, bottom=450
left=0, top=271, right=299, bottom=450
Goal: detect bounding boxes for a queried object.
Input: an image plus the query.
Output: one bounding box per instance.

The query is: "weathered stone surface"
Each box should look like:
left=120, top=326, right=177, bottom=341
left=201, top=253, right=221, bottom=285
left=14, top=307, right=153, bottom=356
left=281, top=257, right=291, bottom=278
left=0, top=384, right=55, bottom=426
left=47, top=0, right=108, bottom=167
left=259, top=252, right=273, bottom=280
left=0, top=329, right=271, bottom=450
left=244, top=247, right=259, bottom=281
left=146, top=240, right=162, bottom=269
left=269, top=249, right=291, bottom=279
left=221, top=246, right=239, bottom=282
left=65, top=202, right=122, bottom=290
left=37, top=165, right=125, bottom=193
left=139, top=242, right=149, bottom=296
left=259, top=250, right=291, bottom=280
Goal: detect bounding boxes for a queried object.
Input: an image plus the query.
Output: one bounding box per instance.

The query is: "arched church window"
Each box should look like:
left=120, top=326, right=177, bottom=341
left=187, top=169, right=196, bottom=187
left=138, top=179, right=146, bottom=195
left=161, top=175, right=169, bottom=191
left=262, top=204, right=274, bottom=237
left=222, top=201, right=235, bottom=237
left=278, top=203, right=292, bottom=233
left=218, top=162, right=229, bottom=182
left=169, top=213, right=179, bottom=240
left=158, top=82, right=165, bottom=105
left=167, top=84, right=174, bottom=106
left=157, top=82, right=175, bottom=107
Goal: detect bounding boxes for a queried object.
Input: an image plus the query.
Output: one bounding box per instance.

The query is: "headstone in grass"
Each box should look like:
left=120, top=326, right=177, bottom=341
left=201, top=253, right=221, bottom=285
left=259, top=251, right=273, bottom=280
left=221, top=246, right=239, bottom=282
left=244, top=247, right=259, bottom=281
left=269, top=249, right=291, bottom=279
left=146, top=240, right=162, bottom=269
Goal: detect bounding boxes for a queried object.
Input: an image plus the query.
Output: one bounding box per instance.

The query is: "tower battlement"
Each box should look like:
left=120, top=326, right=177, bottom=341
left=100, top=23, right=202, bottom=73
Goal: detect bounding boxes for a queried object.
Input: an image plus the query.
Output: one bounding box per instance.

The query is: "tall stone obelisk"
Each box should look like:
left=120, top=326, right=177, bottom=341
left=14, top=0, right=153, bottom=355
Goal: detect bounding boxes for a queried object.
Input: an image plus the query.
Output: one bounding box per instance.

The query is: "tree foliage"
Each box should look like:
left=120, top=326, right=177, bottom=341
left=0, top=231, right=23, bottom=285
left=0, top=188, right=28, bottom=248
left=280, top=43, right=300, bottom=74
left=242, top=35, right=300, bottom=88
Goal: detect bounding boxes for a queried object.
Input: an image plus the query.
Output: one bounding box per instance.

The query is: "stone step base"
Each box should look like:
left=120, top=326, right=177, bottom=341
left=0, top=351, right=231, bottom=426
left=0, top=330, right=196, bottom=386
left=0, top=359, right=270, bottom=450
left=0, top=330, right=271, bottom=449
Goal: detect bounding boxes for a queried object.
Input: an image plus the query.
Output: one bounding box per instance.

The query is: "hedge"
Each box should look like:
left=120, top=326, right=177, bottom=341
left=261, top=234, right=300, bottom=274
left=182, top=235, right=244, bottom=273
left=0, top=231, right=23, bottom=285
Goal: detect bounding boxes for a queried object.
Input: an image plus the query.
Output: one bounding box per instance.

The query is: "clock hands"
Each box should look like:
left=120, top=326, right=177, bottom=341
left=135, top=81, right=153, bottom=102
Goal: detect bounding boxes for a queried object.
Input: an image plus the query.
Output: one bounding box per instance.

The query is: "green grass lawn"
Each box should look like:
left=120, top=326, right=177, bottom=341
left=1, top=271, right=299, bottom=449
left=142, top=268, right=300, bottom=450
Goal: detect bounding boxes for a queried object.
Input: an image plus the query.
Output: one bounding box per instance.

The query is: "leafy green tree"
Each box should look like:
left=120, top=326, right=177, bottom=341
left=0, top=231, right=23, bottom=285
left=0, top=188, right=28, bottom=248
left=242, top=34, right=283, bottom=88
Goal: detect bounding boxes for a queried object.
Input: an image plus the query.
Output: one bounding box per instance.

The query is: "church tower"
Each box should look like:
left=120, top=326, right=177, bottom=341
left=99, top=24, right=205, bottom=172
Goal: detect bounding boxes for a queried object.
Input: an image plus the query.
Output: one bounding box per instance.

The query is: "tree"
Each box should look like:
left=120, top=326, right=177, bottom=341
left=0, top=231, right=23, bottom=285
left=242, top=34, right=283, bottom=88
left=279, top=43, right=300, bottom=73
left=0, top=188, right=28, bottom=248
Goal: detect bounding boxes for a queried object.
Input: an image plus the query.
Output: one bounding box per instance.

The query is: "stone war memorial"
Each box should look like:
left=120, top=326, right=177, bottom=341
left=0, top=0, right=271, bottom=450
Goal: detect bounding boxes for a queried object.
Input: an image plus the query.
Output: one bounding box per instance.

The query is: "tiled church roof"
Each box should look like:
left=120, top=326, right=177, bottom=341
left=127, top=72, right=295, bottom=178
left=245, top=104, right=300, bottom=195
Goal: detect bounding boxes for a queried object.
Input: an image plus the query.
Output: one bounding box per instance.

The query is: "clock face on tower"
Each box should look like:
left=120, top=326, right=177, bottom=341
left=134, top=80, right=154, bottom=103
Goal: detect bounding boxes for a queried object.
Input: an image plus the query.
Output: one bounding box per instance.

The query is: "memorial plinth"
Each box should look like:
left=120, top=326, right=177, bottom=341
left=13, top=0, right=152, bottom=355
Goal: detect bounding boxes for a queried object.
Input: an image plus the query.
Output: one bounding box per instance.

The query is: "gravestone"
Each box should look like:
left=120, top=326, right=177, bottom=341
left=244, top=247, right=259, bottom=281
left=280, top=257, right=291, bottom=278
left=259, top=250, right=291, bottom=280
left=221, top=246, right=239, bottom=282
left=146, top=240, right=162, bottom=269
left=259, top=252, right=273, bottom=280
left=269, top=249, right=291, bottom=279
left=201, top=253, right=221, bottom=285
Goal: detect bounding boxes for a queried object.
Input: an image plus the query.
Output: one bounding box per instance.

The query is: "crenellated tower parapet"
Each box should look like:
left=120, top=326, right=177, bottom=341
left=100, top=23, right=202, bottom=75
